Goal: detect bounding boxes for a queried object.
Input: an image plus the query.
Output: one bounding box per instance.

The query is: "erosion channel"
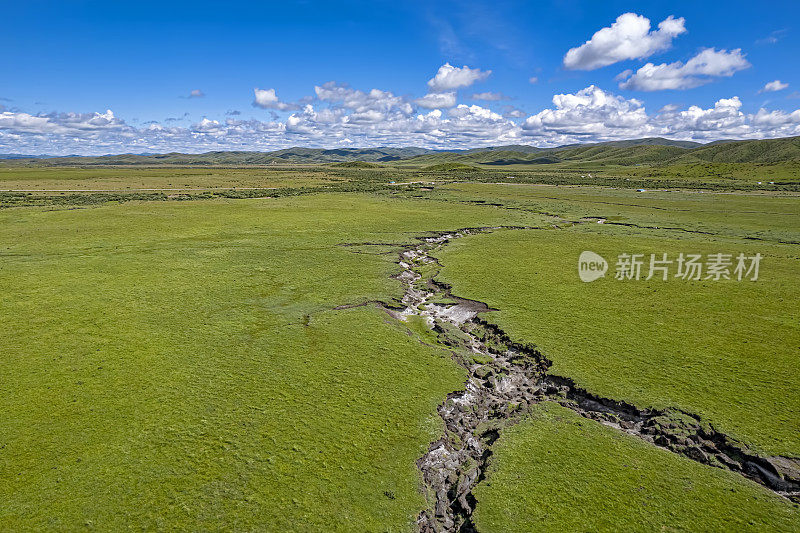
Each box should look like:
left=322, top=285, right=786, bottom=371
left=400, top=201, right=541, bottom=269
left=378, top=227, right=800, bottom=533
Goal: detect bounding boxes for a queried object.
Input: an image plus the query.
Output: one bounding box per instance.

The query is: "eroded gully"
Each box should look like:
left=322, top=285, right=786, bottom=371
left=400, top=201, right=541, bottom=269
left=375, top=227, right=800, bottom=532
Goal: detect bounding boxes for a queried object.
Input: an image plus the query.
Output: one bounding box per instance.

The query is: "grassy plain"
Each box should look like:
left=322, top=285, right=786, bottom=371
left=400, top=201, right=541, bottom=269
left=435, top=185, right=800, bottom=455
left=610, top=161, right=800, bottom=185
left=0, top=193, right=545, bottom=530
left=0, top=167, right=337, bottom=191
left=1, top=166, right=798, bottom=530
left=472, top=403, right=800, bottom=532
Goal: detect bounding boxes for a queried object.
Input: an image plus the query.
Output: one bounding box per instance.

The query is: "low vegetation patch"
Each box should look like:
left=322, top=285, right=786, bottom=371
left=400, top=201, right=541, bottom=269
left=473, top=403, right=800, bottom=532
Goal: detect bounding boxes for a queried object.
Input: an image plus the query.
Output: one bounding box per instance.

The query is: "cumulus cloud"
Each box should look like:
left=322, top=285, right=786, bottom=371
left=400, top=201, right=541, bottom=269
left=0, top=109, right=127, bottom=135
left=253, top=88, right=298, bottom=111
left=3, top=84, right=800, bottom=155
left=427, top=63, right=491, bottom=92
left=750, top=107, right=800, bottom=127
left=655, top=96, right=748, bottom=136
left=619, top=48, right=750, bottom=91
left=564, top=13, right=686, bottom=70
left=518, top=86, right=800, bottom=143
left=415, top=92, right=457, bottom=109
left=471, top=92, right=509, bottom=101
left=528, top=77, right=538, bottom=84
left=314, top=82, right=413, bottom=115
left=523, top=85, right=650, bottom=140
left=188, top=89, right=205, bottom=98
left=0, top=111, right=60, bottom=134
left=760, top=80, right=789, bottom=93
left=502, top=106, right=527, bottom=118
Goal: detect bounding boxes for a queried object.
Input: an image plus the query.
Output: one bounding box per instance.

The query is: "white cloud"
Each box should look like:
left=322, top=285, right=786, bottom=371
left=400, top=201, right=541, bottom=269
left=3, top=84, right=800, bottom=155
left=0, top=109, right=127, bottom=135
left=471, top=92, right=509, bottom=101
left=0, top=111, right=61, bottom=134
left=656, top=96, right=747, bottom=136
left=760, top=80, right=789, bottom=93
left=188, top=89, right=205, bottom=98
left=193, top=118, right=222, bottom=132
left=614, top=69, right=633, bottom=81
left=427, top=63, right=491, bottom=92
left=523, top=85, right=651, bottom=140
left=651, top=97, right=800, bottom=140
left=750, top=107, right=800, bottom=127
left=564, top=13, right=686, bottom=70
left=756, top=29, right=787, bottom=45
left=253, top=88, right=298, bottom=111
left=502, top=106, right=527, bottom=118
left=314, top=82, right=413, bottom=114
left=415, top=92, right=457, bottom=109
left=619, top=48, right=750, bottom=91
left=449, top=104, right=504, bottom=121
left=519, top=86, right=800, bottom=144
left=528, top=77, right=538, bottom=84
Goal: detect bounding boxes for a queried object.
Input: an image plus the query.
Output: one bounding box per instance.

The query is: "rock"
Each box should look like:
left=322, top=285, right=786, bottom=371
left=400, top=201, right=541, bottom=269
left=474, top=366, right=493, bottom=380
left=447, top=471, right=458, bottom=486
left=435, top=490, right=449, bottom=518
left=715, top=453, right=740, bottom=469
left=745, top=461, right=793, bottom=491
left=765, top=456, right=800, bottom=485
left=700, top=439, right=718, bottom=452
left=685, top=447, right=708, bottom=463
left=674, top=436, right=690, bottom=447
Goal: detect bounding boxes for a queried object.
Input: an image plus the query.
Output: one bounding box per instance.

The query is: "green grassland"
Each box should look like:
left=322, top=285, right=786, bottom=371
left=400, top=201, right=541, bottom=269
left=1, top=166, right=799, bottom=530
left=420, top=182, right=800, bottom=243
left=0, top=194, right=546, bottom=530
left=423, top=182, right=800, bottom=527
left=432, top=183, right=800, bottom=455
left=437, top=225, right=800, bottom=454
left=611, top=161, right=800, bottom=185
left=472, top=403, right=799, bottom=532
left=0, top=167, right=338, bottom=191
left=4, top=135, right=800, bottom=194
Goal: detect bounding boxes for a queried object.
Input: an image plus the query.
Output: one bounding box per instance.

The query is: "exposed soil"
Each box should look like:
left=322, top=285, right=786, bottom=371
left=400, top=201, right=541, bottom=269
left=383, top=227, right=800, bottom=532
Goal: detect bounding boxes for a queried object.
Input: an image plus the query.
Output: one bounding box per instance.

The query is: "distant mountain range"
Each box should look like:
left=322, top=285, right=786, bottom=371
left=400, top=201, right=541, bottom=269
left=2, top=136, right=799, bottom=166
left=0, top=153, right=55, bottom=159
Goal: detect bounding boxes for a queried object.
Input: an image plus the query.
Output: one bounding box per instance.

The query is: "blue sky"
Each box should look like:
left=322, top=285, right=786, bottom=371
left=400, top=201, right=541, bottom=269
left=1, top=0, right=799, bottom=154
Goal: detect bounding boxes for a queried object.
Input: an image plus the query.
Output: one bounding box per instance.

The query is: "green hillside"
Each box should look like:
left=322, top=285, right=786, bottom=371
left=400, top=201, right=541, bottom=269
left=3, top=136, right=799, bottom=169
left=673, top=137, right=800, bottom=164
left=3, top=147, right=435, bottom=166
left=400, top=136, right=800, bottom=168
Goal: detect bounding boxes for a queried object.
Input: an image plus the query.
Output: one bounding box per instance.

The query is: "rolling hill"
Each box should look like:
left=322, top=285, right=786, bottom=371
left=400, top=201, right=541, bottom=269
left=397, top=136, right=800, bottom=168
left=2, top=136, right=798, bottom=167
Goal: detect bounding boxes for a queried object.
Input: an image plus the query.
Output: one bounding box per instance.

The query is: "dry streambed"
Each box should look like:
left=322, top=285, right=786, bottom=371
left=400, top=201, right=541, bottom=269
left=379, top=227, right=800, bottom=532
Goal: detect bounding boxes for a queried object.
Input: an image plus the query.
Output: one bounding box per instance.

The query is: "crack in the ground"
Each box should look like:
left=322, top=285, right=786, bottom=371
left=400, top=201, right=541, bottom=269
left=385, top=227, right=800, bottom=532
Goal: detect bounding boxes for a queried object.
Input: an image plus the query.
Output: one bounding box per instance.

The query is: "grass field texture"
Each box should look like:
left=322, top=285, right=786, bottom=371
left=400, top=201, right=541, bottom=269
left=1, top=175, right=797, bottom=530
left=472, top=403, right=800, bottom=532
left=0, top=194, right=546, bottom=530
left=435, top=190, right=799, bottom=455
